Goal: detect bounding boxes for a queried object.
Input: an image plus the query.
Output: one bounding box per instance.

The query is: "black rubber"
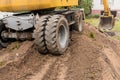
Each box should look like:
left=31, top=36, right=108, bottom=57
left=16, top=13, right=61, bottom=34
left=73, top=12, right=83, bottom=32
left=0, top=20, right=9, bottom=48
left=45, top=15, right=69, bottom=55
left=34, top=15, right=51, bottom=54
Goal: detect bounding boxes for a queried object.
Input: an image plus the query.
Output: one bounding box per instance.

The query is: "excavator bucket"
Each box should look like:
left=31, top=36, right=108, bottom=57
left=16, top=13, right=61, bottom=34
left=98, top=11, right=117, bottom=31
left=99, top=16, right=113, bottom=30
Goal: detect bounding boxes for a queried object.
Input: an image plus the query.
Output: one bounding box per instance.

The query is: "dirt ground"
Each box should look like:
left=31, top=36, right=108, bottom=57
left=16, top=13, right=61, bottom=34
left=0, top=23, right=120, bottom=80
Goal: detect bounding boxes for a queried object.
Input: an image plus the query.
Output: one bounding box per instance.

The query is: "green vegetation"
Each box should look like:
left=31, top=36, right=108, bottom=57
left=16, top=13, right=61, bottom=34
left=85, top=17, right=120, bottom=40
left=78, top=0, right=93, bottom=15
left=112, top=36, right=120, bottom=40
left=85, top=18, right=99, bottom=27
left=8, top=42, right=22, bottom=50
left=0, top=61, right=6, bottom=67
left=86, top=14, right=100, bottom=19
left=88, top=32, right=96, bottom=39
left=2, top=42, right=22, bottom=52
left=112, top=20, right=120, bottom=32
left=85, top=18, right=120, bottom=32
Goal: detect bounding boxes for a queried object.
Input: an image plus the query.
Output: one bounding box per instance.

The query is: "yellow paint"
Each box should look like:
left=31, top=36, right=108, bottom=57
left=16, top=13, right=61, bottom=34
left=102, top=0, right=112, bottom=17
left=0, top=0, right=78, bottom=12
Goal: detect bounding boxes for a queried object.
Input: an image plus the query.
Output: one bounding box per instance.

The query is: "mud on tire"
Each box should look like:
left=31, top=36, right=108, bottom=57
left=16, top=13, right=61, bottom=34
left=34, top=15, right=51, bottom=54
left=34, top=15, right=70, bottom=55
left=45, top=15, right=69, bottom=55
left=73, top=11, right=83, bottom=32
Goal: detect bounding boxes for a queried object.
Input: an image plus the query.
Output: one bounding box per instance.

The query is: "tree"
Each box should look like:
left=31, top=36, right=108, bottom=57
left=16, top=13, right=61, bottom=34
left=78, top=0, right=93, bottom=16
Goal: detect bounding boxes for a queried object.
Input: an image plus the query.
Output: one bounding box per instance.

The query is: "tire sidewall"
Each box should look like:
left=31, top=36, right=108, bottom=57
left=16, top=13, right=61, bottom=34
left=56, top=16, right=69, bottom=54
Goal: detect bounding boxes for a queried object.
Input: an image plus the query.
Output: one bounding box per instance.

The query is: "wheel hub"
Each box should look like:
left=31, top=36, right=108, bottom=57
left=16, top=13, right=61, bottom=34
left=58, top=24, right=68, bottom=49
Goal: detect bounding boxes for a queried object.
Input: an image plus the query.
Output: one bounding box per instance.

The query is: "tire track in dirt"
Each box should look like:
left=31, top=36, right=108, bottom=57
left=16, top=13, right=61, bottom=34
left=0, top=41, right=33, bottom=68
left=28, top=57, right=56, bottom=80
left=100, top=47, right=120, bottom=80
left=0, top=44, right=56, bottom=80
left=26, top=51, right=71, bottom=80
left=1, top=23, right=120, bottom=80
left=42, top=50, right=71, bottom=80
left=55, top=52, right=71, bottom=80
left=99, top=57, right=117, bottom=80
left=55, top=62, right=68, bottom=80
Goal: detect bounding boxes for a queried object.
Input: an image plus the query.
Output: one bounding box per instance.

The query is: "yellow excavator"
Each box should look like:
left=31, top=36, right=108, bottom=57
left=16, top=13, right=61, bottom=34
left=0, top=0, right=85, bottom=55
left=99, top=0, right=117, bottom=31
left=0, top=0, right=115, bottom=55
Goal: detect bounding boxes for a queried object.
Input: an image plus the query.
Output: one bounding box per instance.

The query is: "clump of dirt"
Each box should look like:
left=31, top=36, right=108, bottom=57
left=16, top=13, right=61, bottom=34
left=0, top=23, right=120, bottom=80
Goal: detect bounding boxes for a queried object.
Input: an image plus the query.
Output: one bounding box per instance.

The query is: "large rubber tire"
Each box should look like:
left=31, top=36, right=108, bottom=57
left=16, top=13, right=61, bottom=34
left=73, top=12, right=83, bottom=32
left=0, top=20, right=9, bottom=48
left=34, top=15, right=50, bottom=54
left=45, top=15, right=70, bottom=55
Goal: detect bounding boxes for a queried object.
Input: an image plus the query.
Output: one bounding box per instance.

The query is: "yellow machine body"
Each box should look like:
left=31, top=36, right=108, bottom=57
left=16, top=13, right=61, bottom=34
left=102, top=0, right=111, bottom=17
left=0, top=0, right=78, bottom=12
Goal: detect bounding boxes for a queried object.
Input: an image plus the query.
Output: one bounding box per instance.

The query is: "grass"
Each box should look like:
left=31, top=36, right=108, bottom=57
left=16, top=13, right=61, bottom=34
left=0, top=61, right=6, bottom=67
left=112, top=20, right=120, bottom=32
left=85, top=18, right=99, bottom=27
left=2, top=42, right=22, bottom=52
left=85, top=17, right=120, bottom=40
left=112, top=36, right=120, bottom=40
left=87, top=32, right=96, bottom=39
left=85, top=18, right=120, bottom=32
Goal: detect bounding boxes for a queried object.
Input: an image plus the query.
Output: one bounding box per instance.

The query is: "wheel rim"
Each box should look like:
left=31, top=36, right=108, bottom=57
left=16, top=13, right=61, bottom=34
left=58, top=24, right=68, bottom=49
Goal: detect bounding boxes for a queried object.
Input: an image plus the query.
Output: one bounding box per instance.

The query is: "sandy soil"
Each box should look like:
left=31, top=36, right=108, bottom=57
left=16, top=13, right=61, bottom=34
left=0, top=23, right=120, bottom=80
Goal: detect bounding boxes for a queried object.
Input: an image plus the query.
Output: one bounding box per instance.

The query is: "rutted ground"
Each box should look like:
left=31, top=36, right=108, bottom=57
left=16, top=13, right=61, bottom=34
left=0, top=23, right=120, bottom=80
